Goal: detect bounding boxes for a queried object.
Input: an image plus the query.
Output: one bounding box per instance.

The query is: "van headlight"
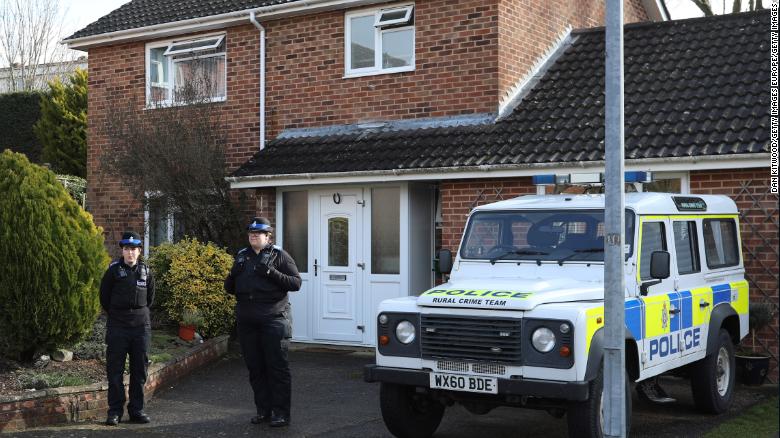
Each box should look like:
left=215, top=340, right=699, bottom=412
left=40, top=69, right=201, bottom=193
left=395, top=320, right=416, bottom=344
left=531, top=327, right=556, bottom=353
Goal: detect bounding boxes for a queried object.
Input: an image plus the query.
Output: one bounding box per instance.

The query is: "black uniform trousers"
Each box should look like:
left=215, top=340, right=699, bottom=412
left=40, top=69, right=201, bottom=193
left=238, top=314, right=292, bottom=418
left=106, top=325, right=151, bottom=417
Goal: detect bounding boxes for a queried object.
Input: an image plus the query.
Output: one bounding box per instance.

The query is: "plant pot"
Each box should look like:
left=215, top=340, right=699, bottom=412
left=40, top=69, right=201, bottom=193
left=178, top=324, right=196, bottom=341
left=735, top=354, right=770, bottom=385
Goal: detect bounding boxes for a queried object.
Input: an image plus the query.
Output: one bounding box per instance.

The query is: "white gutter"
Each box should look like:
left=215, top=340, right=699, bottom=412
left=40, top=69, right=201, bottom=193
left=226, top=153, right=770, bottom=188
left=62, top=0, right=389, bottom=50
left=249, top=12, right=266, bottom=151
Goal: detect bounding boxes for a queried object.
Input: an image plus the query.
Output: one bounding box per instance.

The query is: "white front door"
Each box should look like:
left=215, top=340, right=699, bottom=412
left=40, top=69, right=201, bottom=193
left=313, top=190, right=363, bottom=343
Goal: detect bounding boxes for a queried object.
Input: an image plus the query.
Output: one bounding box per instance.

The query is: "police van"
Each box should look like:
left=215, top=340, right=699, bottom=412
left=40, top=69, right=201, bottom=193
left=365, top=174, right=748, bottom=438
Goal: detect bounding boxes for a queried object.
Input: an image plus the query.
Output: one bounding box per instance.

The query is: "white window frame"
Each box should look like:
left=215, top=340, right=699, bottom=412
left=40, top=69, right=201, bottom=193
left=145, top=32, right=227, bottom=107
left=164, top=35, right=224, bottom=56
left=344, top=4, right=415, bottom=78
left=374, top=5, right=413, bottom=27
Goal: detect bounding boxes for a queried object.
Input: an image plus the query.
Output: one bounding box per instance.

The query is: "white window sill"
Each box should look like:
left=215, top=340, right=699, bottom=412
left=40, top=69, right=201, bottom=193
left=343, top=66, right=415, bottom=79
left=144, top=96, right=227, bottom=109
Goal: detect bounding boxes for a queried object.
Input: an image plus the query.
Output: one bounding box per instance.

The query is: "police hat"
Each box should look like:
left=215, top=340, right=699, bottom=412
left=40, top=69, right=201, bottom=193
left=119, top=231, right=143, bottom=248
left=247, top=217, right=273, bottom=233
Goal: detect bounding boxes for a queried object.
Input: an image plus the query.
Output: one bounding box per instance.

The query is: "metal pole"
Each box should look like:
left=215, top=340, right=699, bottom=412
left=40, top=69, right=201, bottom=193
left=604, top=1, right=626, bottom=437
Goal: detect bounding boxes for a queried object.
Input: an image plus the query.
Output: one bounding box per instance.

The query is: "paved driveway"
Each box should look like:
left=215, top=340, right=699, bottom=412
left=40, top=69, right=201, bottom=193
left=6, top=346, right=775, bottom=437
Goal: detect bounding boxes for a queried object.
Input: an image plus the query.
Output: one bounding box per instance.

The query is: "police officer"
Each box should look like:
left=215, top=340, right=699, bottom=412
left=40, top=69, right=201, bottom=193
left=225, top=217, right=301, bottom=427
left=99, top=231, right=155, bottom=426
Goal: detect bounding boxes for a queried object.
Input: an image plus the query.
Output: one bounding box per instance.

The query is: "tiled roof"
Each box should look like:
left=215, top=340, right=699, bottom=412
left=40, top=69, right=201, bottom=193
left=233, top=10, right=768, bottom=177
left=65, top=0, right=301, bottom=40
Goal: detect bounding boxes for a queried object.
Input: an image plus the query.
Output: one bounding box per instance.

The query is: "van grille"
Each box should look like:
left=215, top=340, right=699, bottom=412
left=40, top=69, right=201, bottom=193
left=435, top=360, right=507, bottom=376
left=421, top=315, right=522, bottom=364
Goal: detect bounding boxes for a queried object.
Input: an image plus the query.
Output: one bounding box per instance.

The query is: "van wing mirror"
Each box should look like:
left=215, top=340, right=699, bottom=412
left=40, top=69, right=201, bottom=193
left=438, top=249, right=453, bottom=275
left=650, top=250, right=670, bottom=280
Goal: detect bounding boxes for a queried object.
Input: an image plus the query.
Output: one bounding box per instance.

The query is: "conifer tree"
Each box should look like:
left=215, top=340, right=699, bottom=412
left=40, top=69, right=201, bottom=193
left=0, top=150, right=107, bottom=361
left=34, top=68, right=87, bottom=178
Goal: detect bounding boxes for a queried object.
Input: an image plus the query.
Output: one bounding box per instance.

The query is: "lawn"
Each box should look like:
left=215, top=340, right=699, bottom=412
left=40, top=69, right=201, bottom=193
left=704, top=395, right=779, bottom=438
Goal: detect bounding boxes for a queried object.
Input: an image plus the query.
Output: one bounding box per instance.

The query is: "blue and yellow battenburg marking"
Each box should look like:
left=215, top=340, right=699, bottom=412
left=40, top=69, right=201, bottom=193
left=585, top=280, right=748, bottom=357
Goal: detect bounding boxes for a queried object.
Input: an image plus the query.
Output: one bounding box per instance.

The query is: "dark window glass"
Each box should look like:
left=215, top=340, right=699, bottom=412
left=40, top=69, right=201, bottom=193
left=640, top=222, right=667, bottom=281
left=703, top=219, right=740, bottom=269
left=459, top=210, right=635, bottom=263
left=283, top=191, right=308, bottom=273
left=371, top=187, right=400, bottom=274
left=673, top=221, right=700, bottom=275
left=328, top=217, right=349, bottom=267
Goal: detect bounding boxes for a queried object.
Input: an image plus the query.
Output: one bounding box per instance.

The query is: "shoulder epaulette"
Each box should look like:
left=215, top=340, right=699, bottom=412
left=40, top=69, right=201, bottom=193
left=273, top=245, right=282, bottom=251
left=237, top=247, right=249, bottom=255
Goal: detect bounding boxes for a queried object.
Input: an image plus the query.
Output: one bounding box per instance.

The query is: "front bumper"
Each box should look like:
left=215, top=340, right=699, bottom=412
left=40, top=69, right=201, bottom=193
left=364, top=365, right=589, bottom=401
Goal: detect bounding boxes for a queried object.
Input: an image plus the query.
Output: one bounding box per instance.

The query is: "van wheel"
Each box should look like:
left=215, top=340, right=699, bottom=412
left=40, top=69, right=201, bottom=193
left=567, top=366, right=632, bottom=438
left=691, top=329, right=735, bottom=414
left=379, top=383, right=444, bottom=438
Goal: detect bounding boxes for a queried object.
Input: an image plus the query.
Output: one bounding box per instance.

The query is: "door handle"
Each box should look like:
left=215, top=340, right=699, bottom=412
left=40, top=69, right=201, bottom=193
left=669, top=308, right=680, bottom=315
left=357, top=262, right=365, bottom=270
left=699, top=300, right=710, bottom=308
left=314, top=258, right=319, bottom=277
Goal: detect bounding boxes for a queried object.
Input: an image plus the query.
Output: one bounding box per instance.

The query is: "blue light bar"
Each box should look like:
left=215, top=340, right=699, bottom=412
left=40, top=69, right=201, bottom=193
left=532, top=171, right=653, bottom=186
left=532, top=174, right=557, bottom=185
left=625, top=171, right=653, bottom=183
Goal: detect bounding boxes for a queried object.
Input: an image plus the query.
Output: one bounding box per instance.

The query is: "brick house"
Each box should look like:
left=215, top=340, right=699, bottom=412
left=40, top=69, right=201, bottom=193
left=64, top=3, right=776, bottom=378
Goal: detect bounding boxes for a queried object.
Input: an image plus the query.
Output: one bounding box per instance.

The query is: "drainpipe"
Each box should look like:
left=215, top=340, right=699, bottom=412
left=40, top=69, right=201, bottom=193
left=249, top=11, right=266, bottom=150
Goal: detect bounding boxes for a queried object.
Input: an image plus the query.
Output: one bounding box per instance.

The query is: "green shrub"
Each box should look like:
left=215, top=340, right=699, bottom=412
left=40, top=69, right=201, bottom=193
left=0, top=92, right=43, bottom=163
left=0, top=150, right=109, bottom=361
left=148, top=238, right=235, bottom=338
left=34, top=68, right=88, bottom=178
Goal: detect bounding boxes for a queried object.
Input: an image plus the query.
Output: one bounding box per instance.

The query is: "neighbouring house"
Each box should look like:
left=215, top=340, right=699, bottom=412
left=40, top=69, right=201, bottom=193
left=64, top=2, right=776, bottom=380
left=0, top=58, right=88, bottom=93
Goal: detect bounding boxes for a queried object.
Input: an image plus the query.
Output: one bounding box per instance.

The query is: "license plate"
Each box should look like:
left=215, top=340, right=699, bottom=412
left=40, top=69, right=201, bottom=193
left=429, top=372, right=498, bottom=394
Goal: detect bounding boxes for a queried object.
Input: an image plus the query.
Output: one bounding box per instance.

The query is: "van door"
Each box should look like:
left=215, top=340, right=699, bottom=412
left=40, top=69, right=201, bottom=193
left=638, top=217, right=681, bottom=370
left=670, top=218, right=707, bottom=358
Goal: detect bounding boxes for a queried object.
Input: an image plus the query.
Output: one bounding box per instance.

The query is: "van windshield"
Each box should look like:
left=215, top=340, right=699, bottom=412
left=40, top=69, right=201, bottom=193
left=459, top=209, right=635, bottom=263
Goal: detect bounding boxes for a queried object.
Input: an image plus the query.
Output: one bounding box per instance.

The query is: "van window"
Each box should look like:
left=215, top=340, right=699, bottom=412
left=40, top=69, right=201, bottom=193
left=459, top=210, right=635, bottom=263
left=640, top=221, right=666, bottom=281
left=673, top=221, right=700, bottom=275
left=703, top=218, right=740, bottom=268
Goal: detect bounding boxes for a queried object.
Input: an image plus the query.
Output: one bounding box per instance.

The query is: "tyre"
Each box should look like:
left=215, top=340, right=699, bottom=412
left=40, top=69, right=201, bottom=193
left=379, top=383, right=445, bottom=438
left=567, top=366, right=632, bottom=438
left=691, top=328, right=735, bottom=414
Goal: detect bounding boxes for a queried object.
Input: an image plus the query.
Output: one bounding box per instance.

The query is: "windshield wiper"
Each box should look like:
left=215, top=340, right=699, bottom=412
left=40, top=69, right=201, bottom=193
left=489, top=249, right=549, bottom=265
left=556, top=247, right=604, bottom=265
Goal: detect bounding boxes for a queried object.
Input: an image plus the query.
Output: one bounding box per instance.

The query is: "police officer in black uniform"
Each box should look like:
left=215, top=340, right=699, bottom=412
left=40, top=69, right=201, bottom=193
left=99, top=231, right=155, bottom=426
left=225, top=217, right=301, bottom=427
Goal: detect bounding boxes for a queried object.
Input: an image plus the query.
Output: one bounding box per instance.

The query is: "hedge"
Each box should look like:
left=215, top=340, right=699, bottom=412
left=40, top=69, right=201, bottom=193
left=0, top=92, right=43, bottom=163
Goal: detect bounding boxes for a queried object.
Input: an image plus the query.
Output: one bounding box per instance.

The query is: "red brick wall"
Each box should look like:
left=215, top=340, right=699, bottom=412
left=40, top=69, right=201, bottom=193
left=497, top=0, right=648, bottom=102
left=86, top=0, right=651, bottom=252
left=87, top=28, right=267, bottom=253
left=439, top=178, right=537, bottom=252
left=263, top=0, right=500, bottom=135
left=691, top=168, right=779, bottom=382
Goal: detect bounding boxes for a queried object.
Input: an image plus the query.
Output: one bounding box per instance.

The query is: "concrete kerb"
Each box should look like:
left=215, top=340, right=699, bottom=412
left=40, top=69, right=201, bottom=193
left=0, top=334, right=229, bottom=432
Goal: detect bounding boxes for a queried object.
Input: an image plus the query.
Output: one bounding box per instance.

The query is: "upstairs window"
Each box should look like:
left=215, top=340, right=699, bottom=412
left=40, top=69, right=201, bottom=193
left=345, top=5, right=415, bottom=77
left=146, top=34, right=226, bottom=106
